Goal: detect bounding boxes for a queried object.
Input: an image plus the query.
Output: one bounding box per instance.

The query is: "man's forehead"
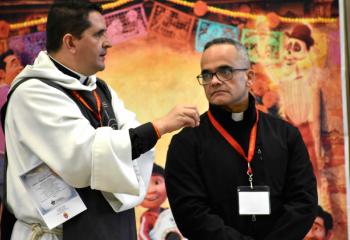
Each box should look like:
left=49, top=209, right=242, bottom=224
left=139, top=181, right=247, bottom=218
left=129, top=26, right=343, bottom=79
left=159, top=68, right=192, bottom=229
left=201, top=46, right=241, bottom=70
left=87, top=11, right=106, bottom=30
left=202, top=44, right=239, bottom=61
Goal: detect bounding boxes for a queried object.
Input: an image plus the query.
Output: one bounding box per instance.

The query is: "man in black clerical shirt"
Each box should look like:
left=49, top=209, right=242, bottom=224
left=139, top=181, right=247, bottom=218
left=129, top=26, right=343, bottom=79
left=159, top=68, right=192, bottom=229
left=165, top=38, right=318, bottom=240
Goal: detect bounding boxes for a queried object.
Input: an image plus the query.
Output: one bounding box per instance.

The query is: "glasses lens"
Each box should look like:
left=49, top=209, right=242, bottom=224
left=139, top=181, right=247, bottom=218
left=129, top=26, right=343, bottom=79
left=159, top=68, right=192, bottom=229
left=217, top=68, right=233, bottom=81
left=198, top=73, right=212, bottom=85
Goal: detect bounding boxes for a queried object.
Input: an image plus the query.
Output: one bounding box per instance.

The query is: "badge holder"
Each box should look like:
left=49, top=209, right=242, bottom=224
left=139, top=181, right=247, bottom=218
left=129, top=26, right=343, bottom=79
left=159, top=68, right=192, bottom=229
left=20, top=162, right=87, bottom=229
left=237, top=185, right=270, bottom=216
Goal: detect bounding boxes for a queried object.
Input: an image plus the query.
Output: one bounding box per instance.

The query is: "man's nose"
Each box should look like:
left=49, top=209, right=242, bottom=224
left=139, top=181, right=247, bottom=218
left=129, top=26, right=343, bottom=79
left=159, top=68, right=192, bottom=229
left=103, top=38, right=112, bottom=49
left=210, top=74, right=222, bottom=85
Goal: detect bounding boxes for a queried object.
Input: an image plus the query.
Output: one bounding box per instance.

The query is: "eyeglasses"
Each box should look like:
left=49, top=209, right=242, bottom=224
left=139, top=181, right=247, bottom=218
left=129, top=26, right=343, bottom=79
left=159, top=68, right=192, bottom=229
left=196, top=67, right=248, bottom=85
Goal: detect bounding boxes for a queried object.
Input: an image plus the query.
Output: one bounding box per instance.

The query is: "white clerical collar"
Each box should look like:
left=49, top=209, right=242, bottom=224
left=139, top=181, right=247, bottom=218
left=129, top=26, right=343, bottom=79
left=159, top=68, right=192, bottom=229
left=231, top=112, right=244, bottom=122
left=49, top=55, right=89, bottom=84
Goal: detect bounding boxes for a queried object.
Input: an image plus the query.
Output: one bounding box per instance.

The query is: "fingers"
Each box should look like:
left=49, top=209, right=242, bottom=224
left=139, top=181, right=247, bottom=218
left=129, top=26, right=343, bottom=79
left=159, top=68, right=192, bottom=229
left=180, top=105, right=200, bottom=127
left=152, top=104, right=200, bottom=137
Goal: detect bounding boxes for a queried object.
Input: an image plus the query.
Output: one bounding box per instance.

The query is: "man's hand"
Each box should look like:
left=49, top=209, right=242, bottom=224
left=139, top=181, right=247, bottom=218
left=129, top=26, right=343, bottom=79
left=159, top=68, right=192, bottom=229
left=153, top=105, right=200, bottom=136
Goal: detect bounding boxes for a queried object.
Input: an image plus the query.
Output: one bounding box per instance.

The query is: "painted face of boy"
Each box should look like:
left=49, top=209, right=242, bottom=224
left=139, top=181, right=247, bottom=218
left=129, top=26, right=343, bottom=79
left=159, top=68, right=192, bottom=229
left=141, top=174, right=167, bottom=209
left=3, top=53, right=23, bottom=85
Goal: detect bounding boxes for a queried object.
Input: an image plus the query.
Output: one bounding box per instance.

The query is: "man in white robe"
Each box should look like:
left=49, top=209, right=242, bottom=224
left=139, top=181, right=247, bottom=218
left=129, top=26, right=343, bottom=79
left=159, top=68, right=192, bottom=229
left=2, top=1, right=199, bottom=240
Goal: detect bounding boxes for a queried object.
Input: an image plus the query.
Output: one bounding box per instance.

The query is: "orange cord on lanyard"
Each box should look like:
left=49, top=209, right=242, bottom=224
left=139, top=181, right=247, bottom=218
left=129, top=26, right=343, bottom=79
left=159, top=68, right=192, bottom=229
left=72, top=90, right=102, bottom=126
left=207, top=109, right=259, bottom=189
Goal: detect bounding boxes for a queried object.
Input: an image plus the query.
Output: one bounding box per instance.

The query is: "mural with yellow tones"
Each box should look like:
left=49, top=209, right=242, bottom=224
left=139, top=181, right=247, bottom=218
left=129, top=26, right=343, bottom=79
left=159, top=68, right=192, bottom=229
left=0, top=1, right=347, bottom=239
left=98, top=37, right=207, bottom=231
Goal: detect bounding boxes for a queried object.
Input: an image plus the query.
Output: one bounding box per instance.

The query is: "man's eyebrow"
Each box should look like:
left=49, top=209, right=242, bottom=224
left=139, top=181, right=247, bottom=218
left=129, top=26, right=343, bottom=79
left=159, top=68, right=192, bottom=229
left=217, top=65, right=233, bottom=69
left=201, top=69, right=211, bottom=73
left=202, top=65, right=232, bottom=73
left=94, top=28, right=106, bottom=36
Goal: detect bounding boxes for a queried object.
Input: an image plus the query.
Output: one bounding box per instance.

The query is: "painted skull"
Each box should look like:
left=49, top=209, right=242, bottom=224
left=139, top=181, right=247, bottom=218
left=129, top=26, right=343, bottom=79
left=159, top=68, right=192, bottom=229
left=284, top=37, right=308, bottom=66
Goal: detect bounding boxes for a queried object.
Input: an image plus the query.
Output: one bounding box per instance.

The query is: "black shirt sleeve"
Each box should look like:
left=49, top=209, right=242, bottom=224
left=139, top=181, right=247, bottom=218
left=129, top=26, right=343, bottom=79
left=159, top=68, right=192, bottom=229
left=263, top=126, right=318, bottom=239
left=129, top=122, right=159, bottom=160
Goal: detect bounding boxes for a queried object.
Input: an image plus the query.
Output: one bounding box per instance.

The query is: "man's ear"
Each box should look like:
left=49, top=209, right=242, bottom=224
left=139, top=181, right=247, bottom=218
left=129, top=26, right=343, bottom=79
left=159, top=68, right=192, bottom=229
left=62, top=33, right=77, bottom=54
left=246, top=70, right=255, bottom=87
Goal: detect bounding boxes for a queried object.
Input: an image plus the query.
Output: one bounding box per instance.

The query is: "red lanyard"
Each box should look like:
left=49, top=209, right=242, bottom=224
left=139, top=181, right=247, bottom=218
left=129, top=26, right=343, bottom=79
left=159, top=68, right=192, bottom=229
left=207, top=109, right=259, bottom=176
left=72, top=90, right=102, bottom=126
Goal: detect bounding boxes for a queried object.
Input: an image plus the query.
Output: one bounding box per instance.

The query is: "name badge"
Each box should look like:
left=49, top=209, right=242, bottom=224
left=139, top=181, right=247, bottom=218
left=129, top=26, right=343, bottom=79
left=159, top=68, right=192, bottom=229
left=20, top=162, right=87, bottom=229
left=237, top=186, right=270, bottom=215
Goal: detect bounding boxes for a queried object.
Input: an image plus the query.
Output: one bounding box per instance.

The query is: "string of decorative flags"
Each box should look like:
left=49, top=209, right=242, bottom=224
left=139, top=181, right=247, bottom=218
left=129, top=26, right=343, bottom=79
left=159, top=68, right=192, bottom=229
left=5, top=0, right=338, bottom=66
left=167, top=0, right=338, bottom=24
left=8, top=0, right=338, bottom=30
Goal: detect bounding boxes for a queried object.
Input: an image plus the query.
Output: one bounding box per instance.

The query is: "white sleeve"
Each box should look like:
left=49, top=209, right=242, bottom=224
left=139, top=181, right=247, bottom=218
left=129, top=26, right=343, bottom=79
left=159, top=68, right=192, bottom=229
left=104, top=87, right=154, bottom=211
left=6, top=80, right=153, bottom=202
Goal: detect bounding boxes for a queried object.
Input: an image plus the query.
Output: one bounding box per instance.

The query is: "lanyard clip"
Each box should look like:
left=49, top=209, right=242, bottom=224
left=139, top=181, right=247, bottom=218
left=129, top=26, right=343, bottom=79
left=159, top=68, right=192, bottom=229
left=247, top=162, right=253, bottom=189
left=246, top=162, right=253, bottom=176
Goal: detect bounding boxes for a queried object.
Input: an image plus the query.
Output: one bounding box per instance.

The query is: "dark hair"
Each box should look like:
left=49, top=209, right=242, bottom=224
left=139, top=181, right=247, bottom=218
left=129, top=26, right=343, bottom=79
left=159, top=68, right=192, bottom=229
left=0, top=49, right=15, bottom=70
left=46, top=0, right=102, bottom=53
left=152, top=163, right=165, bottom=177
left=203, top=38, right=251, bottom=68
left=317, top=205, right=333, bottom=233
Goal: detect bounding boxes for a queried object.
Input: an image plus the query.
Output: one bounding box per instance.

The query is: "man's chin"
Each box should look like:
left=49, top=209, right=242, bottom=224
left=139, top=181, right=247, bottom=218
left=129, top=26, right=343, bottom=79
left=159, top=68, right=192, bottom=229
left=99, top=64, right=105, bottom=70
left=209, top=98, right=229, bottom=107
left=94, top=64, right=105, bottom=73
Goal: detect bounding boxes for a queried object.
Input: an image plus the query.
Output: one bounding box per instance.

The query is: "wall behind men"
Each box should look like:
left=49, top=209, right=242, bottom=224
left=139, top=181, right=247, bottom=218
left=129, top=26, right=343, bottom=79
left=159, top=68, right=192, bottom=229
left=0, top=0, right=347, bottom=239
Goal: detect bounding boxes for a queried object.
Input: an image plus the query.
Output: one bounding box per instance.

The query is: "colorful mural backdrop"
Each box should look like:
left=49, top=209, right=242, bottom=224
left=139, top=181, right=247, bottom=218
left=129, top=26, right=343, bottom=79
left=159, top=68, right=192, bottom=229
left=105, top=3, right=148, bottom=45
left=195, top=18, right=240, bottom=52
left=0, top=1, right=348, bottom=239
left=148, top=2, right=196, bottom=45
